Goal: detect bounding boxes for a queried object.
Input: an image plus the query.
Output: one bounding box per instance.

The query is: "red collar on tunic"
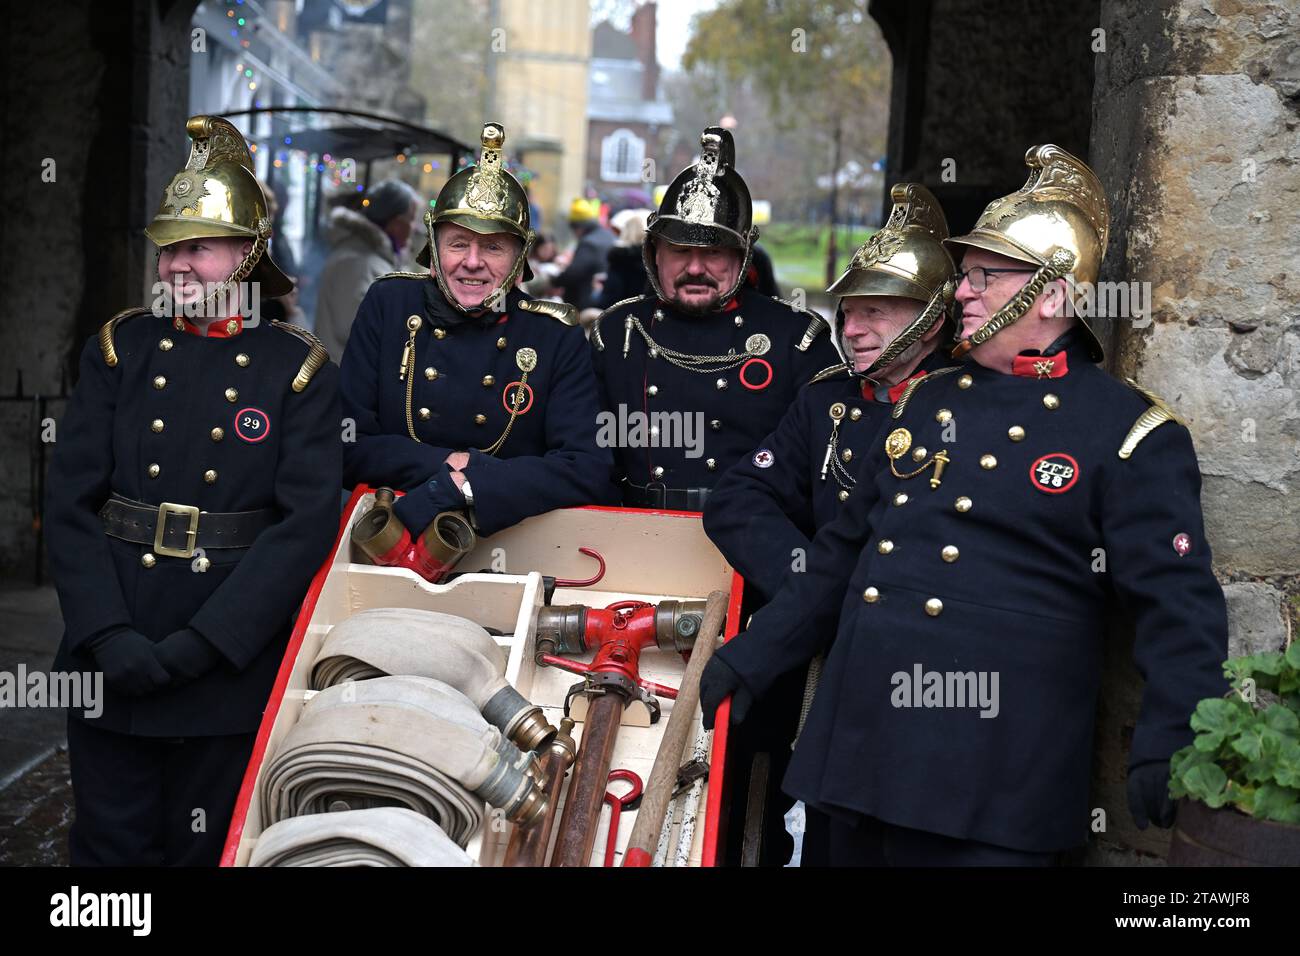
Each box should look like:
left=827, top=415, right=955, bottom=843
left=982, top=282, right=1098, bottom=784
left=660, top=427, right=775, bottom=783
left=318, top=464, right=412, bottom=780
left=176, top=316, right=244, bottom=338
left=1012, top=352, right=1069, bottom=378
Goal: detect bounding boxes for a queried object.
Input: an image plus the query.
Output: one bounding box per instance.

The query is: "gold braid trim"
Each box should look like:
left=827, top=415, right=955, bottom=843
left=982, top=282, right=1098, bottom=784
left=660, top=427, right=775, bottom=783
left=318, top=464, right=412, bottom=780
left=891, top=365, right=960, bottom=419
left=271, top=321, right=330, bottom=392
left=98, top=308, right=153, bottom=367
left=809, top=362, right=852, bottom=384
left=1118, top=379, right=1183, bottom=459
left=480, top=372, right=529, bottom=456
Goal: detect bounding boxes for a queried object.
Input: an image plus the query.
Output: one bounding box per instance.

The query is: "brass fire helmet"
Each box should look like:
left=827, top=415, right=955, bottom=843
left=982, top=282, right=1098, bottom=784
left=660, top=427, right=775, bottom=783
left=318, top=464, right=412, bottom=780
left=945, top=144, right=1110, bottom=362
left=144, top=115, right=293, bottom=298
left=827, top=182, right=957, bottom=380
left=643, top=126, right=758, bottom=307
left=416, top=123, right=535, bottom=315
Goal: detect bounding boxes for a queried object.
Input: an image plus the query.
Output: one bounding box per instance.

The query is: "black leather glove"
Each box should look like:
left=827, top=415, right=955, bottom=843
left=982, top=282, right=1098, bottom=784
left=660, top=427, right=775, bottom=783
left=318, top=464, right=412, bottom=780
left=1127, top=760, right=1176, bottom=829
left=153, top=627, right=223, bottom=686
left=700, top=655, right=753, bottom=731
left=90, top=627, right=172, bottom=697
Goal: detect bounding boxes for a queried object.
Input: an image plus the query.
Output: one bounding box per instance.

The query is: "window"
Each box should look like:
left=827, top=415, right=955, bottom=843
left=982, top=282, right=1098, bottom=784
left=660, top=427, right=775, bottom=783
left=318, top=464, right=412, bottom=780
left=601, top=128, right=645, bottom=183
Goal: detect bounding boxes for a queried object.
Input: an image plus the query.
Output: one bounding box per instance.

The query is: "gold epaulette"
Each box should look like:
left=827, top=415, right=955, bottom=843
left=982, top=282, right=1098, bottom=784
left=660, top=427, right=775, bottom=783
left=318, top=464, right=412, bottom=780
left=1118, top=379, right=1183, bottom=459
left=591, top=295, right=647, bottom=352
left=809, top=362, right=853, bottom=384
left=776, top=300, right=830, bottom=353
left=891, top=366, right=960, bottom=419
left=518, top=298, right=579, bottom=326
left=98, top=308, right=153, bottom=367
left=271, top=320, right=329, bottom=392
left=374, top=271, right=430, bottom=282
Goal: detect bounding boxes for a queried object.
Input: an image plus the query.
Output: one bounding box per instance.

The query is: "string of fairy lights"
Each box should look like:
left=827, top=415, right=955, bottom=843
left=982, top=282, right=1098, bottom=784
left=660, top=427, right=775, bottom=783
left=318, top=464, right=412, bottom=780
left=218, top=0, right=538, bottom=207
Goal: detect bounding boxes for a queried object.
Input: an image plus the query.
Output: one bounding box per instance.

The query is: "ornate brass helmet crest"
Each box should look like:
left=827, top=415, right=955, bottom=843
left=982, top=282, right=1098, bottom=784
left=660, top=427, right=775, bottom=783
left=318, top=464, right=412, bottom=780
left=946, top=144, right=1111, bottom=360
left=145, top=115, right=292, bottom=298
left=828, top=183, right=957, bottom=380
left=417, top=123, right=535, bottom=315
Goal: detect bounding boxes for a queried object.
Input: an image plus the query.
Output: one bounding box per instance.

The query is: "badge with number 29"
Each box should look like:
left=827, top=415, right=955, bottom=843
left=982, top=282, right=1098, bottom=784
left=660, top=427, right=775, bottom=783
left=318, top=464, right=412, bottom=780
left=235, top=407, right=271, bottom=443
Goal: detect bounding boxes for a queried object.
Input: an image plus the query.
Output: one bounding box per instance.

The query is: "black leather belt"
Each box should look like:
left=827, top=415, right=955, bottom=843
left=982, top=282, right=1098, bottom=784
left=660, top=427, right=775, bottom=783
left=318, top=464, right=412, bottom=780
left=100, top=494, right=276, bottom=558
left=622, top=482, right=712, bottom=512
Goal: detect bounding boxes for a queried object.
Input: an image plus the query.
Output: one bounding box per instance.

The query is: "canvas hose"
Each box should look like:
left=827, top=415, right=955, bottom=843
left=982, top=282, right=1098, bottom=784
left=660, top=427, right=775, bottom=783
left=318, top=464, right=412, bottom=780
left=261, top=675, right=545, bottom=847
left=249, top=806, right=475, bottom=867
left=311, top=607, right=553, bottom=753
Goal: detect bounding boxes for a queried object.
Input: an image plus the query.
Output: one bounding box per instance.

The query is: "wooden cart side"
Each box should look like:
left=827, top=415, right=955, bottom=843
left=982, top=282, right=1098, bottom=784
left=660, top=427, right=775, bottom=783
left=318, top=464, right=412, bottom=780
left=218, top=487, right=365, bottom=867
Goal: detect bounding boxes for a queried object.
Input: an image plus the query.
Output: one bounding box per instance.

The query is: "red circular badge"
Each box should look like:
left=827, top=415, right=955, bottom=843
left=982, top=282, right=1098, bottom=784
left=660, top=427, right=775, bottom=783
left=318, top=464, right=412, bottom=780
left=1029, top=452, right=1079, bottom=494
left=739, top=358, right=773, bottom=391
left=502, top=381, right=534, bottom=415
left=234, top=407, right=271, bottom=443
left=1173, top=533, right=1192, bottom=557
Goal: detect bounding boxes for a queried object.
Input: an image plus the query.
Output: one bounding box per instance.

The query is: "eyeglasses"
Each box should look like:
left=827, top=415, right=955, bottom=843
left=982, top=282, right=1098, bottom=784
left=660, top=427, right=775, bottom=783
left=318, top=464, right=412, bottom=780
left=957, top=266, right=1037, bottom=293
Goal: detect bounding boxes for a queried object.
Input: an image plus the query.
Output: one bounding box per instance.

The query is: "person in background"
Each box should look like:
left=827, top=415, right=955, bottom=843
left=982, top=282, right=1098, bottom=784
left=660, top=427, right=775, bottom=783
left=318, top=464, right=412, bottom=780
left=595, top=208, right=652, bottom=310
left=315, top=179, right=421, bottom=362
left=555, top=197, right=615, bottom=309
left=522, top=232, right=563, bottom=298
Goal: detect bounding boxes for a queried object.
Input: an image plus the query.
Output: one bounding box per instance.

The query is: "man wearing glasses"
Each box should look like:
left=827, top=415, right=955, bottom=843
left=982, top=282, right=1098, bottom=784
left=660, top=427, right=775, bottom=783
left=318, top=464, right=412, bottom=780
left=700, top=145, right=1227, bottom=865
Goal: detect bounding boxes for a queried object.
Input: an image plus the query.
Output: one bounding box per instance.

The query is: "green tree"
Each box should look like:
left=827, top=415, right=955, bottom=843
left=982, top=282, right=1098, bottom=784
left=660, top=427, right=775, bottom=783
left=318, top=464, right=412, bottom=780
left=682, top=0, right=889, bottom=284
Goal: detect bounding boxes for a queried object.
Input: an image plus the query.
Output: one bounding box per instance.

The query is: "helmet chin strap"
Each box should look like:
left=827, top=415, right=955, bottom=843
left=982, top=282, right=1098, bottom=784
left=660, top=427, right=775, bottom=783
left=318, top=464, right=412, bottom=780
left=950, top=248, right=1075, bottom=359
left=425, top=212, right=534, bottom=316
left=170, top=233, right=267, bottom=321
left=857, top=278, right=955, bottom=384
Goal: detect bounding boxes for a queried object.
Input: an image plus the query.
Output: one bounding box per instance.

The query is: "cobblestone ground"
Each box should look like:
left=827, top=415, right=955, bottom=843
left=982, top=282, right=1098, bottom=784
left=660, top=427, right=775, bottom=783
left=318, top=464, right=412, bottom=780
left=0, top=747, right=72, bottom=866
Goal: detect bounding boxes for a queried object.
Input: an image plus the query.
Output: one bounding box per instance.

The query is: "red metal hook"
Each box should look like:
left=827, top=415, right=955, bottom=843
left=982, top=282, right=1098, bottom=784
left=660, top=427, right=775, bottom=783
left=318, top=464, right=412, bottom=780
left=554, top=547, right=606, bottom=588
left=602, top=769, right=644, bottom=866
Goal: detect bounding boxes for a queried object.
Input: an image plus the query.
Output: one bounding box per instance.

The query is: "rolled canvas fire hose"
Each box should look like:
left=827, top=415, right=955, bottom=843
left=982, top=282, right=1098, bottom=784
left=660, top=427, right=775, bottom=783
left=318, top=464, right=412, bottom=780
left=312, top=607, right=557, bottom=752
left=261, top=676, right=547, bottom=847
left=249, top=807, right=474, bottom=867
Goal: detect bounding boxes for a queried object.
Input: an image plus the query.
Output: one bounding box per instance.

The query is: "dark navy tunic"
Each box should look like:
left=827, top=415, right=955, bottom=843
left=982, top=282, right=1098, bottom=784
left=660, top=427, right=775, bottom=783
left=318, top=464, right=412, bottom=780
left=47, top=313, right=342, bottom=736
left=713, top=341, right=1229, bottom=852
left=590, top=288, right=841, bottom=496
left=339, top=275, right=616, bottom=535
left=704, top=352, right=955, bottom=602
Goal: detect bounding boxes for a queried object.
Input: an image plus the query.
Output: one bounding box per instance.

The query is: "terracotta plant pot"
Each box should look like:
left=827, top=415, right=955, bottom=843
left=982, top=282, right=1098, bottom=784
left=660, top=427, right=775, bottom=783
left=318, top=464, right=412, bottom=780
left=1167, top=797, right=1300, bottom=866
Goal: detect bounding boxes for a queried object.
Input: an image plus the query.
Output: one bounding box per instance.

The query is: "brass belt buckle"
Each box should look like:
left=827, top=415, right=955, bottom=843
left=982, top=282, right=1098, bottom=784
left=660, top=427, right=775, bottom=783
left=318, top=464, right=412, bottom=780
left=154, top=502, right=200, bottom=558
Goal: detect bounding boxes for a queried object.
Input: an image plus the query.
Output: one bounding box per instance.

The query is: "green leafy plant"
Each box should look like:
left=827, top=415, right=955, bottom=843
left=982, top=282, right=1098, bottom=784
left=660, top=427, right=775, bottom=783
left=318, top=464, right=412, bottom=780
left=1170, top=642, right=1300, bottom=824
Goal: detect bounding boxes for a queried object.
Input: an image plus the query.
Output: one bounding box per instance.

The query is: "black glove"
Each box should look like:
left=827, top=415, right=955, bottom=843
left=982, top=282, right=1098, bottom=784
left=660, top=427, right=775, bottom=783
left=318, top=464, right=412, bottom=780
left=90, top=627, right=172, bottom=697
left=699, top=655, right=753, bottom=731
left=394, top=463, right=465, bottom=534
left=153, top=627, right=223, bottom=686
left=1127, top=760, right=1176, bottom=829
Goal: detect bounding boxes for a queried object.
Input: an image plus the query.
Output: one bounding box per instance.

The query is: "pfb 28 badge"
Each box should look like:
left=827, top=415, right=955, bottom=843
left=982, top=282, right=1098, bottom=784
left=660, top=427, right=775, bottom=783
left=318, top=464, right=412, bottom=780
left=1030, top=452, right=1078, bottom=494
left=753, top=448, right=775, bottom=469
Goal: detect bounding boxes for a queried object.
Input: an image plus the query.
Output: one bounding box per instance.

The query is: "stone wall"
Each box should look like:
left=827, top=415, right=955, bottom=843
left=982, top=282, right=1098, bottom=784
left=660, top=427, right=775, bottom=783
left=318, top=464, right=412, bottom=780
left=0, top=0, right=194, bottom=576
left=1089, top=0, right=1298, bottom=862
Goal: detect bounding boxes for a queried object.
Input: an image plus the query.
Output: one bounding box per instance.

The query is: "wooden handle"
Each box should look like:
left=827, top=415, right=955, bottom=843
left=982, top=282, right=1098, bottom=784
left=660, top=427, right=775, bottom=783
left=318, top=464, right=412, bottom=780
left=623, top=589, right=728, bottom=866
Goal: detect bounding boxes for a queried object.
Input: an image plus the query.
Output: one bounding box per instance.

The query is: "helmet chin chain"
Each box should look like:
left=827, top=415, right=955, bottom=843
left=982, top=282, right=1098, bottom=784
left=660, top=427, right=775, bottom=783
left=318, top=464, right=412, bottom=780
left=856, top=279, right=955, bottom=386
left=950, top=248, right=1075, bottom=360
left=424, top=212, right=534, bottom=317
left=166, top=233, right=268, bottom=322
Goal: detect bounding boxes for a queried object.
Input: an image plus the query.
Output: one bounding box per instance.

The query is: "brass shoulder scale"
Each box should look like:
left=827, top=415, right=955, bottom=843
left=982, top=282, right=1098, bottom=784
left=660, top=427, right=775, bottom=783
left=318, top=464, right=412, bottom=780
left=1118, top=379, right=1183, bottom=459
left=271, top=320, right=329, bottom=392
left=98, top=308, right=153, bottom=367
